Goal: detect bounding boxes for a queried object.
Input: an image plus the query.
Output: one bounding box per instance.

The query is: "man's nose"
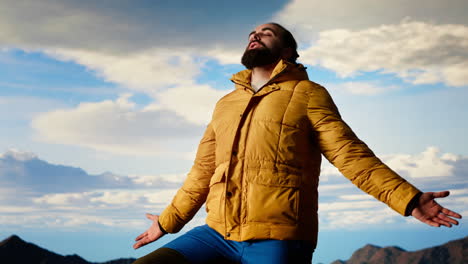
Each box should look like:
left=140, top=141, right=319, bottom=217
left=252, top=33, right=261, bottom=41
left=250, top=32, right=260, bottom=42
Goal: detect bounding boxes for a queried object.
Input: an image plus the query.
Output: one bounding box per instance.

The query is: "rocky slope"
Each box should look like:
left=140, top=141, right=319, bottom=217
left=0, top=235, right=135, bottom=264
left=331, top=235, right=467, bottom=264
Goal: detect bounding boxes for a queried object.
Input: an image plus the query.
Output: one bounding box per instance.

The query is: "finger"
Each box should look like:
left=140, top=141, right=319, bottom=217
left=133, top=241, right=140, bottom=249
left=134, top=237, right=151, bottom=249
left=146, top=213, right=154, bottom=220
left=133, top=238, right=146, bottom=249
left=135, top=231, right=147, bottom=241
left=133, top=241, right=142, bottom=249
left=432, top=215, right=452, bottom=228
left=438, top=212, right=460, bottom=226
left=423, top=218, right=440, bottom=228
left=146, top=213, right=159, bottom=221
left=441, top=208, right=462, bottom=219
left=432, top=191, right=450, bottom=199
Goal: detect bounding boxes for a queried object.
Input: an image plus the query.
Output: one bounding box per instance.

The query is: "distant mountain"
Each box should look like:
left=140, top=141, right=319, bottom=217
left=0, top=235, right=135, bottom=264
left=331, top=235, right=468, bottom=264
left=0, top=149, right=182, bottom=194
left=0, top=149, right=135, bottom=193
left=3, top=234, right=467, bottom=264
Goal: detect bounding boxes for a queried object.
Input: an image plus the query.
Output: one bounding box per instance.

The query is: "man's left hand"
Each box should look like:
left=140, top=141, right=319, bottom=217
left=411, top=191, right=462, bottom=227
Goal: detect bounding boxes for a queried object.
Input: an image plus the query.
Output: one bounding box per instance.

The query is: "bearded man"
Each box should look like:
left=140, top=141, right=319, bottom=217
left=131, top=23, right=461, bottom=264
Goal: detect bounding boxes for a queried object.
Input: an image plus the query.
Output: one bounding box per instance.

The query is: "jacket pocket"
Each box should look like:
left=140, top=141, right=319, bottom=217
left=205, top=163, right=228, bottom=223
left=246, top=171, right=301, bottom=224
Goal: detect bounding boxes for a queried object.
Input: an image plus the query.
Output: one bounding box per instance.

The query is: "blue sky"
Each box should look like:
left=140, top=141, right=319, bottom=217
left=1, top=0, right=467, bottom=263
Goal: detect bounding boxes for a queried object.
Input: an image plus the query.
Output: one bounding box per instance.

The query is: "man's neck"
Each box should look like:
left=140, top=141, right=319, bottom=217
left=251, top=62, right=277, bottom=92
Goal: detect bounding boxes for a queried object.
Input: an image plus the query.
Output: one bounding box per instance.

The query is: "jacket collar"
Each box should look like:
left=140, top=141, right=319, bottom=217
left=230, top=59, right=309, bottom=91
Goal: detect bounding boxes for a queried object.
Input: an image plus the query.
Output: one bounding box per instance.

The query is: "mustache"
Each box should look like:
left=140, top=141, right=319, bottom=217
left=249, top=40, right=266, bottom=47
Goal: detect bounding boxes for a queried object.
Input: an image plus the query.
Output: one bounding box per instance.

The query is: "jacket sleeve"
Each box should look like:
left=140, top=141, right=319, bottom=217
left=158, top=123, right=216, bottom=233
left=306, top=84, right=421, bottom=216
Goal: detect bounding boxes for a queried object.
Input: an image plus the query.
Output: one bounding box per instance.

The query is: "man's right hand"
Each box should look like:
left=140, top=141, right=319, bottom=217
left=133, top=213, right=166, bottom=249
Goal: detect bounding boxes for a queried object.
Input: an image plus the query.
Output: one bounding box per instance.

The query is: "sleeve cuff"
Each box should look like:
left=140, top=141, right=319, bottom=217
left=158, top=220, right=168, bottom=234
left=404, top=192, right=422, bottom=216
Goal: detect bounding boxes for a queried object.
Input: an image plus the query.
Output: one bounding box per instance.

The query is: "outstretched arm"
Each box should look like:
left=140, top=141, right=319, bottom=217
left=157, top=123, right=216, bottom=233
left=411, top=191, right=462, bottom=227
left=132, top=123, right=216, bottom=249
left=306, top=83, right=463, bottom=224
left=306, top=84, right=421, bottom=215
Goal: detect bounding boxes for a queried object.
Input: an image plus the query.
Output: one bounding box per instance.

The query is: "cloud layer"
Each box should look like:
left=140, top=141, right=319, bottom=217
left=0, top=0, right=280, bottom=53
left=317, top=146, right=467, bottom=229
left=275, top=0, right=468, bottom=36
left=300, top=21, right=468, bottom=87
left=31, top=94, right=206, bottom=156
left=45, top=48, right=202, bottom=92
left=2, top=148, right=466, bottom=231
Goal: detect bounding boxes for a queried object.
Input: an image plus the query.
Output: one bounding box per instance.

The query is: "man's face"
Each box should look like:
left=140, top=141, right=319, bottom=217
left=241, top=23, right=284, bottom=69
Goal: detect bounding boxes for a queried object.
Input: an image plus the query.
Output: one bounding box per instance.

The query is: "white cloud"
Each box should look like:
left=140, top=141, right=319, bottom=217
left=320, top=200, right=382, bottom=212
left=339, top=194, right=374, bottom=201
left=319, top=147, right=466, bottom=189
left=299, top=21, right=468, bottom=87
left=448, top=189, right=468, bottom=197
left=45, top=48, right=201, bottom=92
left=144, top=189, right=179, bottom=205
left=320, top=162, right=340, bottom=178
left=0, top=0, right=254, bottom=53
left=156, top=84, right=227, bottom=125
left=1, top=186, right=203, bottom=230
left=90, top=191, right=146, bottom=205
left=320, top=207, right=398, bottom=229
left=274, top=0, right=468, bottom=38
left=130, top=173, right=186, bottom=186
left=0, top=212, right=145, bottom=229
left=34, top=192, right=93, bottom=205
left=2, top=147, right=467, bottom=230
left=31, top=94, right=204, bottom=156
left=203, top=47, right=242, bottom=65
left=316, top=146, right=468, bottom=229
left=0, top=205, right=40, bottom=213
left=318, top=184, right=352, bottom=192
left=384, top=147, right=456, bottom=178
left=33, top=189, right=178, bottom=208
left=40, top=48, right=229, bottom=126
left=326, top=82, right=400, bottom=95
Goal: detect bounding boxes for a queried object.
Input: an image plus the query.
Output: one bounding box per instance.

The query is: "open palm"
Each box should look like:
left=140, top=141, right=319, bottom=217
left=133, top=214, right=165, bottom=249
left=411, top=191, right=462, bottom=227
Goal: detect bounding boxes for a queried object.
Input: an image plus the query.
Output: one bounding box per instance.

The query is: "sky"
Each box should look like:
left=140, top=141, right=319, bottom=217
left=0, top=0, right=467, bottom=263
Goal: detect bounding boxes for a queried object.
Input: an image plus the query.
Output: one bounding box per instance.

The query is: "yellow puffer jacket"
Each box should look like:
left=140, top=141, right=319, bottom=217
left=159, top=60, right=421, bottom=247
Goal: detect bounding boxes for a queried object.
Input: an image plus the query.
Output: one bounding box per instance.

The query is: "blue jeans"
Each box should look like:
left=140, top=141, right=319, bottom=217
left=163, top=225, right=314, bottom=264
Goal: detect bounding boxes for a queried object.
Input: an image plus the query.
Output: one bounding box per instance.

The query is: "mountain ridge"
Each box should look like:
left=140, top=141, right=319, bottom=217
left=2, top=234, right=467, bottom=264
left=331, top=235, right=467, bottom=264
left=0, top=235, right=135, bottom=264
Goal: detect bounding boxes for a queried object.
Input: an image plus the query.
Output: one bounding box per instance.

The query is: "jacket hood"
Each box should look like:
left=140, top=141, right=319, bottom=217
left=230, top=59, right=309, bottom=90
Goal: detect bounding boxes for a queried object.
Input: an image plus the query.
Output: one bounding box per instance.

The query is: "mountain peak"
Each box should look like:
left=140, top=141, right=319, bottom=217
left=333, top=236, right=468, bottom=264
left=0, top=235, right=136, bottom=264
left=0, top=234, right=25, bottom=246
left=362, top=244, right=381, bottom=250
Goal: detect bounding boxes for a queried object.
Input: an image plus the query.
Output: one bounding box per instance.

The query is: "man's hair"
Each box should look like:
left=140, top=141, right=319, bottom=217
left=269, top=22, right=299, bottom=63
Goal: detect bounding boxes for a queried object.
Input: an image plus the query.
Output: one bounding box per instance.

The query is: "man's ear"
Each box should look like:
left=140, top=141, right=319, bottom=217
left=281, top=47, right=293, bottom=61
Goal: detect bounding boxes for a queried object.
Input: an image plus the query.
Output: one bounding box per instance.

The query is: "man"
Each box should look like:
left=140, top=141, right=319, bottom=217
left=132, top=23, right=462, bottom=264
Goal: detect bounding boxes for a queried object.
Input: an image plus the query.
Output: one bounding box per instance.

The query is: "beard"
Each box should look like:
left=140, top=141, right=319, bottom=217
left=241, top=44, right=281, bottom=69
